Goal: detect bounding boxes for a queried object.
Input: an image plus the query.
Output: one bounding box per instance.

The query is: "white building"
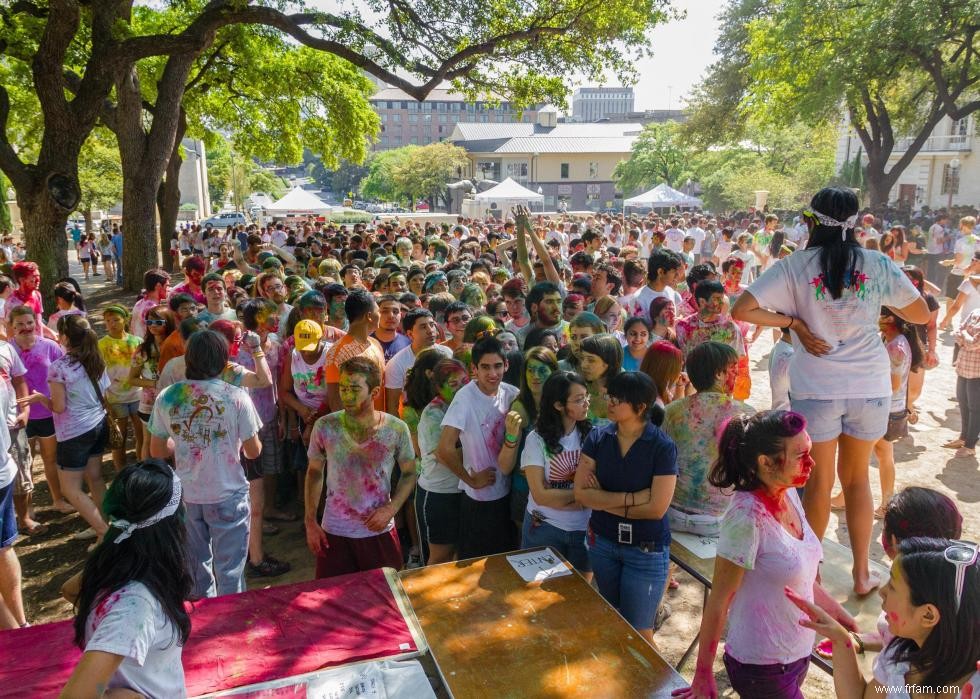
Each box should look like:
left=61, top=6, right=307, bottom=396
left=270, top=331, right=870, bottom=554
left=571, top=87, right=635, bottom=123
left=835, top=115, right=975, bottom=209
left=178, top=138, right=211, bottom=219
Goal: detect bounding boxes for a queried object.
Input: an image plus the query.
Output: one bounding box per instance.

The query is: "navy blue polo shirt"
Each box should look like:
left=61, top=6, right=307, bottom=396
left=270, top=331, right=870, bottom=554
left=582, top=421, right=678, bottom=546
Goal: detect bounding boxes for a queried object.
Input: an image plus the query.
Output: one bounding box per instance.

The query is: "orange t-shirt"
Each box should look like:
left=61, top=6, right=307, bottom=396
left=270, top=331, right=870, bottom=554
left=323, top=334, right=386, bottom=410
left=157, top=331, right=183, bottom=372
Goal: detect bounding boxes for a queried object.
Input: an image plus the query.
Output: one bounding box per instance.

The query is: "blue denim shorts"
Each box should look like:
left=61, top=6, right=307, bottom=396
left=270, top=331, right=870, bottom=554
left=586, top=530, right=669, bottom=631
left=521, top=514, right=591, bottom=573
left=791, top=396, right=890, bottom=443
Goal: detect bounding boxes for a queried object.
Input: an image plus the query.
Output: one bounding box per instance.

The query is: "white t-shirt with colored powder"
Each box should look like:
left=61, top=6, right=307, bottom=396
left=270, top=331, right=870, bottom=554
left=717, top=489, right=822, bottom=665
left=441, top=380, right=519, bottom=502
left=84, top=582, right=186, bottom=698
left=46, top=357, right=109, bottom=440
left=748, top=248, right=920, bottom=399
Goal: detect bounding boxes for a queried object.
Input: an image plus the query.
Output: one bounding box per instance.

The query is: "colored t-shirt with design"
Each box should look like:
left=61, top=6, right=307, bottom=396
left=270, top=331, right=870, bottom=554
left=98, top=334, right=142, bottom=405
left=306, top=412, right=414, bottom=538
left=520, top=428, right=589, bottom=532
left=748, top=248, right=920, bottom=399
left=148, top=379, right=261, bottom=504
left=237, top=338, right=280, bottom=424
left=323, top=334, right=386, bottom=410
left=675, top=313, right=745, bottom=358
left=663, top=392, right=754, bottom=517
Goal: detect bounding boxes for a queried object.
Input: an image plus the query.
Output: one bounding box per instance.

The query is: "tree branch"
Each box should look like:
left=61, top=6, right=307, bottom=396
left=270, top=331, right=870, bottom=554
left=0, top=86, right=29, bottom=191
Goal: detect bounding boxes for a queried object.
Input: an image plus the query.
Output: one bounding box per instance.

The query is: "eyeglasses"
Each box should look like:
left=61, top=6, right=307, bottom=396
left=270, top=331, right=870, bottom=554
left=945, top=540, right=979, bottom=613
left=566, top=395, right=591, bottom=406
left=448, top=315, right=472, bottom=325
left=146, top=319, right=167, bottom=327
left=606, top=396, right=623, bottom=408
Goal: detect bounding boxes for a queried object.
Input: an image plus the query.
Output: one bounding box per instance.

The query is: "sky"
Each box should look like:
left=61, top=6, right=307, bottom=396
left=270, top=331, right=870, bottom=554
left=306, top=0, right=727, bottom=112
left=595, top=0, right=727, bottom=111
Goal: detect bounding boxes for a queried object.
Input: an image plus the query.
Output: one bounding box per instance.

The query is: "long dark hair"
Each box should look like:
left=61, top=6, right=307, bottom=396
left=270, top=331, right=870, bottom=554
left=535, top=371, right=592, bottom=454
left=804, top=187, right=862, bottom=300
left=881, top=306, right=924, bottom=372
left=887, top=537, right=980, bottom=691
left=404, top=348, right=449, bottom=412
left=139, top=304, right=175, bottom=360
left=53, top=280, right=85, bottom=311
left=74, top=461, right=191, bottom=649
left=518, top=346, right=558, bottom=425
left=57, top=314, right=105, bottom=385
left=710, top=410, right=807, bottom=491
left=882, top=488, right=962, bottom=543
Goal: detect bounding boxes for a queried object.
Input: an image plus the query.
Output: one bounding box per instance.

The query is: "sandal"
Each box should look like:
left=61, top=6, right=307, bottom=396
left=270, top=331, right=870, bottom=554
left=873, top=505, right=887, bottom=520
left=18, top=522, right=48, bottom=537
left=943, top=439, right=965, bottom=449
left=262, top=522, right=280, bottom=536
left=907, top=408, right=918, bottom=425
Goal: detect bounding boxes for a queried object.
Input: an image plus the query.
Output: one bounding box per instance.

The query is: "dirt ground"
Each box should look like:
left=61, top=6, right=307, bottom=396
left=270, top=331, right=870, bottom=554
left=14, top=261, right=977, bottom=697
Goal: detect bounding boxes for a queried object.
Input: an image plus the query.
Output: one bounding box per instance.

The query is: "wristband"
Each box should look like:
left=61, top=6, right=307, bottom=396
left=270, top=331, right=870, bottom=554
left=505, top=433, right=518, bottom=444
left=787, top=317, right=795, bottom=330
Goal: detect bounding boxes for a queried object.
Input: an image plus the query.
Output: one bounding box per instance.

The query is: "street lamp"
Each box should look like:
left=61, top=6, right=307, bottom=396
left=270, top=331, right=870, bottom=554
left=537, top=185, right=543, bottom=212
left=948, top=157, right=961, bottom=212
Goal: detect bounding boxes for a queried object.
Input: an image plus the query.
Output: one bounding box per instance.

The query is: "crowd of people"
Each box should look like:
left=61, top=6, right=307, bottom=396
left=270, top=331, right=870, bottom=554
left=0, top=186, right=977, bottom=697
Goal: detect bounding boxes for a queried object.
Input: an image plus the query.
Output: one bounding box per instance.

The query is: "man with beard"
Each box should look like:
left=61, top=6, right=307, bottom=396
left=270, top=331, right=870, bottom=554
left=513, top=281, right=568, bottom=349
left=372, top=295, right=411, bottom=362
left=197, top=273, right=238, bottom=324
left=256, top=272, right=292, bottom=335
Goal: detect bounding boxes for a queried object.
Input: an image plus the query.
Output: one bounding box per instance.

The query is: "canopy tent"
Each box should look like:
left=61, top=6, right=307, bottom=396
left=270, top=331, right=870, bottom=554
left=471, top=177, right=543, bottom=217
left=624, top=183, right=702, bottom=208
left=265, top=187, right=333, bottom=214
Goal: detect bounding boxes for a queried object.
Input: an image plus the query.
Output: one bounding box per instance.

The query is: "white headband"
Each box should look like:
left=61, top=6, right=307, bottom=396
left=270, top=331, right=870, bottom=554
left=110, top=474, right=182, bottom=543
left=805, top=208, right=859, bottom=241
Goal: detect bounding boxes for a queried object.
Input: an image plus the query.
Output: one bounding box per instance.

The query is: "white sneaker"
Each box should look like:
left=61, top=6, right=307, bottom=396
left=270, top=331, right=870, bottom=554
left=71, top=527, right=97, bottom=541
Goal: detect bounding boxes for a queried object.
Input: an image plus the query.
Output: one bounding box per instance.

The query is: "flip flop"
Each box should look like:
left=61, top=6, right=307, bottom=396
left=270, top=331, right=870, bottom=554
left=262, top=522, right=280, bottom=536
left=19, top=522, right=48, bottom=537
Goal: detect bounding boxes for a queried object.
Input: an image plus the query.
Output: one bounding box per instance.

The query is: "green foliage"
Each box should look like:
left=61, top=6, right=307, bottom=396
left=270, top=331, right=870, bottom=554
left=613, top=122, right=692, bottom=192
left=361, top=148, right=417, bottom=203
left=77, top=129, right=123, bottom=214
left=330, top=161, right=370, bottom=198
left=360, top=143, right=470, bottom=207
left=0, top=173, right=10, bottom=233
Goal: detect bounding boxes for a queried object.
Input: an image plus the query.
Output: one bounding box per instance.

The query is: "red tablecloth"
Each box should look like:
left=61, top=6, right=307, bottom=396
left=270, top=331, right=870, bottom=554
left=0, top=568, right=419, bottom=697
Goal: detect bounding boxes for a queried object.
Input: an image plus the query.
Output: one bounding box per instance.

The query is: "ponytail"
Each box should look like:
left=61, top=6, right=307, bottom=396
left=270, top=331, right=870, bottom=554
left=709, top=410, right=807, bottom=492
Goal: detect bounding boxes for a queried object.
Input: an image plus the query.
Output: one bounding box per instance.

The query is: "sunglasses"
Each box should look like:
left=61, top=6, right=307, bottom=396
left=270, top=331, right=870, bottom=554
left=146, top=319, right=167, bottom=327
left=945, top=540, right=979, bottom=613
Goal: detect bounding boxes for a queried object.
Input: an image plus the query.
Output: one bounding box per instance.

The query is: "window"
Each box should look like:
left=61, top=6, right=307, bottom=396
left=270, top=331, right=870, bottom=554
left=560, top=163, right=570, bottom=179
left=589, top=161, right=599, bottom=178
left=380, top=113, right=388, bottom=122
left=951, top=117, right=970, bottom=136
left=942, top=162, right=961, bottom=195
left=391, top=114, right=401, bottom=122
left=408, top=101, right=417, bottom=111
left=408, top=114, right=418, bottom=123
left=439, top=114, right=448, bottom=123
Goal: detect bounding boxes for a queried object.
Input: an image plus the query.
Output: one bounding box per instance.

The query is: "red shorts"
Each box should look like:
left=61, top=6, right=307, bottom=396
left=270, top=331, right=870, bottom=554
left=314, top=528, right=402, bottom=579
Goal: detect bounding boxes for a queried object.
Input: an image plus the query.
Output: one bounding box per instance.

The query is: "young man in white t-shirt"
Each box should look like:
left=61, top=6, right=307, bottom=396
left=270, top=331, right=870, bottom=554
left=384, top=308, right=451, bottom=415
left=630, top=249, right=684, bottom=321
left=131, top=269, right=170, bottom=340
left=663, top=218, right=685, bottom=252
left=437, top=337, right=519, bottom=559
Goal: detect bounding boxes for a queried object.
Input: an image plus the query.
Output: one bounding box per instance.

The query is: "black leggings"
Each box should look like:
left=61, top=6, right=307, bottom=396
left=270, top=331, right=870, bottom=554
left=956, top=376, right=980, bottom=448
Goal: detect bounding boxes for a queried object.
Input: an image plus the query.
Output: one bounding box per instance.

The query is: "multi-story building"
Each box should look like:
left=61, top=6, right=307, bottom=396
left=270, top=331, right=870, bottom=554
left=571, top=87, right=635, bottom=123
left=835, top=114, right=976, bottom=210
left=450, top=107, right=640, bottom=211
left=369, top=87, right=539, bottom=151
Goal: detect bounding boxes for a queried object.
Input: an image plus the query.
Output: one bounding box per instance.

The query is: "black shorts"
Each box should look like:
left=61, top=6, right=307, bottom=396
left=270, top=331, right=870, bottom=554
left=26, top=416, right=55, bottom=439
left=458, top=493, right=514, bottom=560
left=945, top=272, right=963, bottom=299
left=510, top=488, right=530, bottom=525
left=415, top=486, right=461, bottom=547
left=137, top=411, right=151, bottom=423
left=57, top=421, right=108, bottom=471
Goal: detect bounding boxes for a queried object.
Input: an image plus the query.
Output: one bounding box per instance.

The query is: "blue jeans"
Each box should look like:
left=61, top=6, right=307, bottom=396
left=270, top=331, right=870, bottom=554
left=184, top=488, right=250, bottom=599
left=587, top=531, right=669, bottom=632
left=521, top=513, right=591, bottom=573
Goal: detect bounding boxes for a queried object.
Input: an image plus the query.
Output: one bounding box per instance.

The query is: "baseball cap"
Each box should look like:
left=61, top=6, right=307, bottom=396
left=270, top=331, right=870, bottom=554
left=293, top=319, right=323, bottom=351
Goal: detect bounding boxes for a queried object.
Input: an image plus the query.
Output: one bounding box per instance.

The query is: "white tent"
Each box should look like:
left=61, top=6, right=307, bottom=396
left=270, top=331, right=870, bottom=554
left=265, top=187, right=333, bottom=214
left=472, top=177, right=543, bottom=217
left=624, top=183, right=702, bottom=208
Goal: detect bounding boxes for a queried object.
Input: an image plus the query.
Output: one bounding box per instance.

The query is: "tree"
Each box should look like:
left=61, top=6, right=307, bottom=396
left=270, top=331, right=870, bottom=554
left=77, top=128, right=123, bottom=235
left=613, top=122, right=692, bottom=193
left=1, top=0, right=673, bottom=297
left=392, top=142, right=470, bottom=210
left=0, top=172, right=10, bottom=233
left=361, top=148, right=416, bottom=204
left=742, top=0, right=980, bottom=206
left=329, top=161, right=370, bottom=199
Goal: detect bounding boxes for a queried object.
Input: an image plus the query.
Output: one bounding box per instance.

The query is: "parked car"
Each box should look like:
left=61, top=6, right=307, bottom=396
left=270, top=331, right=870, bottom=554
left=201, top=211, right=249, bottom=229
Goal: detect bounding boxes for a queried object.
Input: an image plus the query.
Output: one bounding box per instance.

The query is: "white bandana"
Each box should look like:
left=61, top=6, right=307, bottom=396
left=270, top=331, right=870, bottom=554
left=805, top=208, right=859, bottom=241
left=110, top=474, right=182, bottom=543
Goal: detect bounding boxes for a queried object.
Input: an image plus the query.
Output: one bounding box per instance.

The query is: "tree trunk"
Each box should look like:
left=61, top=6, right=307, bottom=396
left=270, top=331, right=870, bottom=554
left=18, top=179, right=72, bottom=312
left=157, top=148, right=183, bottom=273
left=83, top=206, right=93, bottom=237
left=120, top=179, right=161, bottom=291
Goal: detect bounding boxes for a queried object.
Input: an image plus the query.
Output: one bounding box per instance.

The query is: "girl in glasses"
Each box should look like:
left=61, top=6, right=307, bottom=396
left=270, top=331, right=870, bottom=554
left=789, top=537, right=979, bottom=698
left=128, top=306, right=174, bottom=458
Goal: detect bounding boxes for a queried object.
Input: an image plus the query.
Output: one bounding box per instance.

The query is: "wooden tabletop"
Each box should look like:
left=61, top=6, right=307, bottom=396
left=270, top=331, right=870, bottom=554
left=399, top=549, right=689, bottom=698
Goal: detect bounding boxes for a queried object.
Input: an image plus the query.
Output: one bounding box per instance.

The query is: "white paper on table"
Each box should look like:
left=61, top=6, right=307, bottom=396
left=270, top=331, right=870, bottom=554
left=671, top=531, right=718, bottom=559
left=506, top=548, right=573, bottom=582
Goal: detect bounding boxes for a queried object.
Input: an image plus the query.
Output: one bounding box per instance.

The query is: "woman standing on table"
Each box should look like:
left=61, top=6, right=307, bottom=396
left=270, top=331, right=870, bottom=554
left=574, top=371, right=677, bottom=647
left=62, top=460, right=191, bottom=698
left=673, top=411, right=856, bottom=699
left=732, top=187, right=928, bottom=595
